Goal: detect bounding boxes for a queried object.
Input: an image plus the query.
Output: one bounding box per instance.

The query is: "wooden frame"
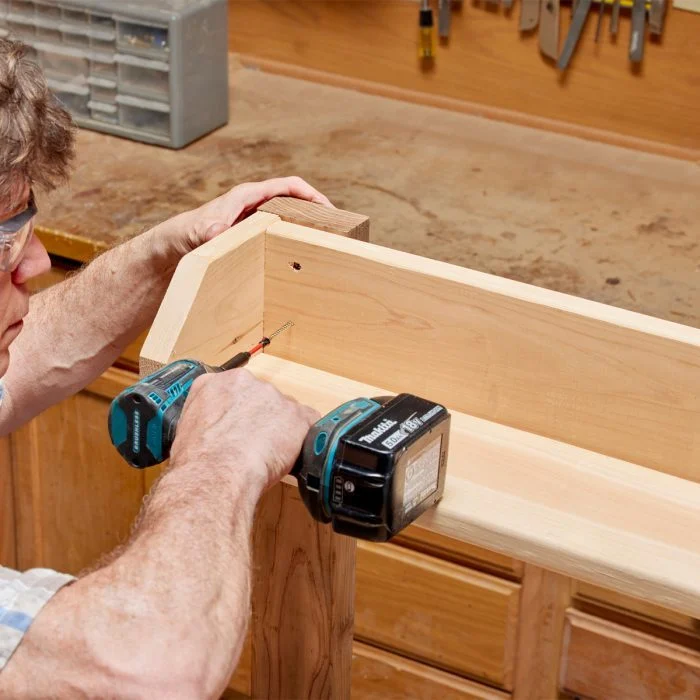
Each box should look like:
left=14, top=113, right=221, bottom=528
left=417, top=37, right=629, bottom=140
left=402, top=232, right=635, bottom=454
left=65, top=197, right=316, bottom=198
left=141, top=198, right=700, bottom=698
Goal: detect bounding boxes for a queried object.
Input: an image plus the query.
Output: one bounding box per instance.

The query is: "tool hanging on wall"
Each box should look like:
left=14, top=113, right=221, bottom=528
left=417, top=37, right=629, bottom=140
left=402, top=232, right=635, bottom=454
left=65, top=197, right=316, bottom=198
left=438, top=0, right=452, bottom=39
left=418, top=0, right=436, bottom=59
left=520, top=0, right=541, bottom=29
left=539, top=0, right=560, bottom=59
left=610, top=0, right=622, bottom=35
left=555, top=0, right=665, bottom=70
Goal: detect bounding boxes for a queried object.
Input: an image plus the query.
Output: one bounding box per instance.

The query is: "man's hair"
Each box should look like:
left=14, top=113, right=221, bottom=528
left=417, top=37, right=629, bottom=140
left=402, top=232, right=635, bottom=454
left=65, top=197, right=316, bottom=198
left=0, top=37, right=75, bottom=202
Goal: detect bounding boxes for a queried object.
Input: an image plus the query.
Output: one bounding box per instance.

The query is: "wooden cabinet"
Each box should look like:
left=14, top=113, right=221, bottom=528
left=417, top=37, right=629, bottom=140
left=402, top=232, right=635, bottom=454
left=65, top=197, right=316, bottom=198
left=11, top=368, right=145, bottom=574
left=355, top=542, right=520, bottom=689
left=0, top=435, right=16, bottom=568
left=561, top=610, right=700, bottom=700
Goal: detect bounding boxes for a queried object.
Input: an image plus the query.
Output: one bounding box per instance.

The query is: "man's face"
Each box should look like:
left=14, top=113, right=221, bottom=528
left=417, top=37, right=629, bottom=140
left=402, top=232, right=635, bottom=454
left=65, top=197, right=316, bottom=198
left=0, top=182, right=51, bottom=377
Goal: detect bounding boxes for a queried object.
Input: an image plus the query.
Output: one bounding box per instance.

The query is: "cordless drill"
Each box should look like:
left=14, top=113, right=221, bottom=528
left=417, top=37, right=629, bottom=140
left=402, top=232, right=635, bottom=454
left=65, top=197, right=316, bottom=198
left=108, top=326, right=450, bottom=541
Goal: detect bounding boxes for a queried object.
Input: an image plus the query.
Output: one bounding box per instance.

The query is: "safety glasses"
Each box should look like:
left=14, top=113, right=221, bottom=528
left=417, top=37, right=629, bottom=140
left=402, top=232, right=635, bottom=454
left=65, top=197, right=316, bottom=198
left=0, top=192, right=37, bottom=272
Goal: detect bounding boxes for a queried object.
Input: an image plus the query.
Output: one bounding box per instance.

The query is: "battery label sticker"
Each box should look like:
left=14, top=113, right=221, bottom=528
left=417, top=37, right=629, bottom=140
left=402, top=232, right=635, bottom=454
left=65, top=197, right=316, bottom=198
left=402, top=437, right=442, bottom=515
left=381, top=405, right=444, bottom=450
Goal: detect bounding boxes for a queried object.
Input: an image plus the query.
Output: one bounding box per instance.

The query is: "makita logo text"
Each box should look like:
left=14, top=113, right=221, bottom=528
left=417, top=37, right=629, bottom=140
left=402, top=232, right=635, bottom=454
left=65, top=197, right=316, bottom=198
left=358, top=419, right=397, bottom=444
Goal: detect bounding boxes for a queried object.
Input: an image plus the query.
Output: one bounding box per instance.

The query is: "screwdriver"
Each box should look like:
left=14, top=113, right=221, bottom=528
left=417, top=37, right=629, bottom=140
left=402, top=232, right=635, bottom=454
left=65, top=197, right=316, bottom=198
left=418, top=0, right=436, bottom=59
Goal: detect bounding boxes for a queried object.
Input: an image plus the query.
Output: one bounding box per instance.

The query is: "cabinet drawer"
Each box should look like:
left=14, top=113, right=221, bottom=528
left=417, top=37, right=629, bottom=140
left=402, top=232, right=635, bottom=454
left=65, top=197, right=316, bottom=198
left=227, top=639, right=509, bottom=700
left=560, top=609, right=700, bottom=700
left=356, top=542, right=520, bottom=689
left=352, top=643, right=509, bottom=700
left=574, top=581, right=700, bottom=639
left=396, top=525, right=522, bottom=579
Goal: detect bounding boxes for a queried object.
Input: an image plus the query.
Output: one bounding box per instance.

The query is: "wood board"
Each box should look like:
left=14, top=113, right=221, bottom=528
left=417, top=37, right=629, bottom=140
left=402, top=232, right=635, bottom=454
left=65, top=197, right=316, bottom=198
left=263, top=221, right=700, bottom=480
left=252, top=354, right=700, bottom=619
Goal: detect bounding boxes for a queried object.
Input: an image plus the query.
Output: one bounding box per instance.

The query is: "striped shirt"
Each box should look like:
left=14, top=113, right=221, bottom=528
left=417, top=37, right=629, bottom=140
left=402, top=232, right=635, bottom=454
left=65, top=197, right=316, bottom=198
left=0, top=566, right=74, bottom=671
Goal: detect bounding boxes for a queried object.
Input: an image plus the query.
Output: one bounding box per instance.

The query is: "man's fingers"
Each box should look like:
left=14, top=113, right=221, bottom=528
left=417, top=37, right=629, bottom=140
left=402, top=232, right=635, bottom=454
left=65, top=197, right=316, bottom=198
left=235, top=177, right=334, bottom=210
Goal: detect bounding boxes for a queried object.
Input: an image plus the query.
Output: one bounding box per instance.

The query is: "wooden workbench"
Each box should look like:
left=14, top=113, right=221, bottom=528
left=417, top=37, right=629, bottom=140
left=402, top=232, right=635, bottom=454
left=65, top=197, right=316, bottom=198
left=37, top=59, right=700, bottom=328
left=12, top=59, right=700, bottom=699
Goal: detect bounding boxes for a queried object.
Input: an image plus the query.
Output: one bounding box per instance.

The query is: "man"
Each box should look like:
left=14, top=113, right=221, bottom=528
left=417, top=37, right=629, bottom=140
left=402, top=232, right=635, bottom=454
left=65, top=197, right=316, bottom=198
left=0, top=37, right=326, bottom=697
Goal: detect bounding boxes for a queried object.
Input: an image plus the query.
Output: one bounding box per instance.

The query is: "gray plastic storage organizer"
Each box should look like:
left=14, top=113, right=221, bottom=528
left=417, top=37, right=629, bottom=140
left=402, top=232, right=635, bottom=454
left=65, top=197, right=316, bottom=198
left=0, top=0, right=229, bottom=148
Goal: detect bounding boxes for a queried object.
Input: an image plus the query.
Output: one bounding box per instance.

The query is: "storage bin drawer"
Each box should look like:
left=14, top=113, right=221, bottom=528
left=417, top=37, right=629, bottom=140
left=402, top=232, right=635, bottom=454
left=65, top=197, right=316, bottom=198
left=89, top=52, right=116, bottom=81
left=35, top=1, right=59, bottom=23
left=90, top=32, right=115, bottom=53
left=560, top=609, right=700, bottom=700
left=117, top=19, right=169, bottom=55
left=61, top=6, right=87, bottom=26
left=62, top=27, right=89, bottom=48
left=116, top=53, right=169, bottom=99
left=355, top=541, right=520, bottom=689
left=38, top=45, right=88, bottom=82
left=116, top=94, right=170, bottom=138
left=88, top=100, right=117, bottom=125
left=47, top=78, right=89, bottom=118
left=7, top=17, right=34, bottom=39
left=9, top=0, right=33, bottom=17
left=88, top=76, right=116, bottom=103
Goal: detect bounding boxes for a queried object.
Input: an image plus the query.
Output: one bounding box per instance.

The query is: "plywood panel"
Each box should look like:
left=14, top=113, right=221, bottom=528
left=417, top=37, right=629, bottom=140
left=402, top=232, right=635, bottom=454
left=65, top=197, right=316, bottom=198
left=264, top=222, right=700, bottom=479
left=230, top=1, right=700, bottom=153
left=355, top=541, right=520, bottom=688
left=561, top=609, right=700, bottom=699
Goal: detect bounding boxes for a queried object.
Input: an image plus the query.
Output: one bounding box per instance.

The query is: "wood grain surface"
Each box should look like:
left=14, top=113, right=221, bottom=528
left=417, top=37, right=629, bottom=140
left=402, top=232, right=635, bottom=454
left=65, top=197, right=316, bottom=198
left=12, top=368, right=144, bottom=574
left=230, top=0, right=700, bottom=152
left=36, top=64, right=700, bottom=333
left=395, top=525, right=523, bottom=579
left=251, top=354, right=700, bottom=619
left=251, top=483, right=355, bottom=699
left=0, top=437, right=16, bottom=569
left=264, top=221, right=700, bottom=478
left=259, top=197, right=370, bottom=241
left=351, top=643, right=510, bottom=700
left=560, top=609, right=700, bottom=699
left=513, top=566, right=572, bottom=699
left=140, top=212, right=278, bottom=372
left=574, top=581, right=700, bottom=639
left=355, top=542, right=520, bottom=688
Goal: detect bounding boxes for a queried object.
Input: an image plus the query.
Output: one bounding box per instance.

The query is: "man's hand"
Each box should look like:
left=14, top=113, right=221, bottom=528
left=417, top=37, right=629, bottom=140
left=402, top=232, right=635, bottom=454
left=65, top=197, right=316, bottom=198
left=156, top=176, right=333, bottom=262
left=170, top=369, right=319, bottom=494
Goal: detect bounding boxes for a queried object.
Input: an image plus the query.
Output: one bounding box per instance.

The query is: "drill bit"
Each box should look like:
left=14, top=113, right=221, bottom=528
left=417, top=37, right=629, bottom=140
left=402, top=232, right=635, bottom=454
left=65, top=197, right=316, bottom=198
left=262, top=320, right=294, bottom=345
left=220, top=321, right=294, bottom=371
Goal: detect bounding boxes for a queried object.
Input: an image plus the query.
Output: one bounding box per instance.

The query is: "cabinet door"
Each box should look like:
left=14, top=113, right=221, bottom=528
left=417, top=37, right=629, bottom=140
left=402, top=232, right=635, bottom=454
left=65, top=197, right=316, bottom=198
left=12, top=368, right=146, bottom=575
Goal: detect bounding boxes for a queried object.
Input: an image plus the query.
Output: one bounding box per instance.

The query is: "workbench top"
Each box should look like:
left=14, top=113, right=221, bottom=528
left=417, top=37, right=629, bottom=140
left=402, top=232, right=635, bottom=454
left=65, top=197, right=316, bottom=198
left=37, top=58, right=700, bottom=328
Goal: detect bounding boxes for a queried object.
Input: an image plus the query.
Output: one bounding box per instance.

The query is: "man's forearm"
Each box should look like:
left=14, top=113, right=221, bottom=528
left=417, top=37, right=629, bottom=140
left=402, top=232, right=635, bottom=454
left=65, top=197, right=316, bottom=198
left=0, top=456, right=261, bottom=699
left=0, top=221, right=184, bottom=434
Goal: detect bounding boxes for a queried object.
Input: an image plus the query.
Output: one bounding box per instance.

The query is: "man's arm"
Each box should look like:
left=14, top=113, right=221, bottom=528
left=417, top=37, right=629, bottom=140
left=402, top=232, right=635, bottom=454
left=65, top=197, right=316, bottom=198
left=0, top=177, right=331, bottom=435
left=0, top=370, right=318, bottom=699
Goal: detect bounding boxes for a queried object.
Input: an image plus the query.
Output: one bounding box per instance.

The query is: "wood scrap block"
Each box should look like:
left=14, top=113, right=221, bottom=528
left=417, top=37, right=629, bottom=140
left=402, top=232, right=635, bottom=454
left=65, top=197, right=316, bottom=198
left=258, top=196, right=369, bottom=241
